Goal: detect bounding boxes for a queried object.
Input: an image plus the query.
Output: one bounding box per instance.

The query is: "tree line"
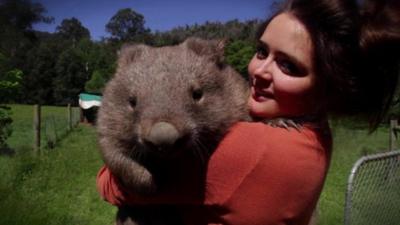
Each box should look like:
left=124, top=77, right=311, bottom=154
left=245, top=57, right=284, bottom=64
left=0, top=0, right=262, bottom=106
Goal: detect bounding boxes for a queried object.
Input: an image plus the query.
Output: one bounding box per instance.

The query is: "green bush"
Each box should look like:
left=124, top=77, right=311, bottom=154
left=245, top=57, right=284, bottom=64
left=0, top=105, right=12, bottom=149
left=225, top=40, right=255, bottom=78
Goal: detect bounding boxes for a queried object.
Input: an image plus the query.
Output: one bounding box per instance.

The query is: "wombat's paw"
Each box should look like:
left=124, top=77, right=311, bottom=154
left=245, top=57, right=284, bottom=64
left=127, top=169, right=158, bottom=195
left=263, top=118, right=302, bottom=131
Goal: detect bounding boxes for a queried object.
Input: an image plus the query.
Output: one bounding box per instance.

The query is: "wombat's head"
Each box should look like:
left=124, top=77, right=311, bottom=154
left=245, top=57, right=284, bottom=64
left=97, top=38, right=249, bottom=162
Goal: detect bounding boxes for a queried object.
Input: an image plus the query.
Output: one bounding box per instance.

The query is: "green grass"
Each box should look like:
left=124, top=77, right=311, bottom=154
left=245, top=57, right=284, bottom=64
left=318, top=121, right=391, bottom=225
left=6, top=104, right=80, bottom=152
left=1, top=105, right=397, bottom=225
left=0, top=125, right=115, bottom=225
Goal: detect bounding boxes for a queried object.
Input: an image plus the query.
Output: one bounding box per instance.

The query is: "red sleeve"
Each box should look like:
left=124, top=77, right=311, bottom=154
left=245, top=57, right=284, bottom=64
left=96, top=164, right=203, bottom=206
left=184, top=122, right=332, bottom=225
left=96, top=165, right=127, bottom=206
left=97, top=122, right=332, bottom=225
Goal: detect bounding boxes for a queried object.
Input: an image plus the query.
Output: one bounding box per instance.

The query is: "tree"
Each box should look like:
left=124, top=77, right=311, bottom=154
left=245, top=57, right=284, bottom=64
left=0, top=0, right=53, bottom=57
left=106, top=8, right=149, bottom=42
left=0, top=69, right=23, bottom=102
left=53, top=47, right=88, bottom=105
left=85, top=70, right=107, bottom=94
left=21, top=40, right=61, bottom=104
left=78, top=39, right=116, bottom=94
left=0, top=0, right=53, bottom=31
left=0, top=70, right=17, bottom=149
left=76, top=39, right=116, bottom=79
left=56, top=17, right=90, bottom=45
left=0, top=52, right=23, bottom=103
left=225, top=40, right=256, bottom=78
left=0, top=51, right=9, bottom=75
left=0, top=52, right=21, bottom=150
left=0, top=0, right=53, bottom=104
left=0, top=105, right=12, bottom=150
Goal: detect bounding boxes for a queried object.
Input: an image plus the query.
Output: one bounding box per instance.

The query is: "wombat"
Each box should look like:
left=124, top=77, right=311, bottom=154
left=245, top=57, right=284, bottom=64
left=97, top=37, right=251, bottom=225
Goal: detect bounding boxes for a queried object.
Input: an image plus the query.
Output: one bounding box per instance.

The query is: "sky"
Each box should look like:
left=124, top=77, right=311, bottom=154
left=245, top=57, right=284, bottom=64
left=32, top=0, right=275, bottom=40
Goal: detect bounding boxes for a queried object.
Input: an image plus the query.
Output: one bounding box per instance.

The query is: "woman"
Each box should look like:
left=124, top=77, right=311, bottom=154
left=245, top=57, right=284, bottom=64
left=97, top=0, right=400, bottom=224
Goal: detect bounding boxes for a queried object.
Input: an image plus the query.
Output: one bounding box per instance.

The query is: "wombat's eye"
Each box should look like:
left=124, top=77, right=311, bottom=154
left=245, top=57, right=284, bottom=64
left=192, top=89, right=203, bottom=102
left=128, top=96, right=137, bottom=108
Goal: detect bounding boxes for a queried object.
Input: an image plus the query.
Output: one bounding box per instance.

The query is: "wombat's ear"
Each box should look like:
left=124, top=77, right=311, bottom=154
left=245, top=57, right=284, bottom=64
left=117, top=44, right=148, bottom=69
left=184, top=37, right=226, bottom=68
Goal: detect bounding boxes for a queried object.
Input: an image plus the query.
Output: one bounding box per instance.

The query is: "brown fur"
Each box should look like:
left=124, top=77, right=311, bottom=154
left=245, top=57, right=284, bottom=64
left=97, top=38, right=250, bottom=224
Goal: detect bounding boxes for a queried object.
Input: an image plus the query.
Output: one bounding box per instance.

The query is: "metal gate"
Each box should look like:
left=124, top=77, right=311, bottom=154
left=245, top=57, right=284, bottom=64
left=344, top=150, right=400, bottom=225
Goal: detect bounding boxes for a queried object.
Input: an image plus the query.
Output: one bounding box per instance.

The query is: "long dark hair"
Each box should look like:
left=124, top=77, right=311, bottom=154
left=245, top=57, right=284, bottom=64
left=257, top=0, right=400, bottom=129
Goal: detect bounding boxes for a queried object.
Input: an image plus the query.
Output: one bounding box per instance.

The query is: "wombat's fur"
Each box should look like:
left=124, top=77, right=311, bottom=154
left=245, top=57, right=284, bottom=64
left=97, top=37, right=250, bottom=225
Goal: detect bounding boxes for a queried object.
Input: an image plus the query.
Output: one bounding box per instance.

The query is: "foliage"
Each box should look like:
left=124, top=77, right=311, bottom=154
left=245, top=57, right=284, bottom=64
left=53, top=47, right=88, bottom=105
left=105, top=8, right=149, bottom=42
left=77, top=39, right=116, bottom=92
left=0, top=51, right=9, bottom=74
left=0, top=69, right=23, bottom=89
left=0, top=0, right=53, bottom=104
left=0, top=105, right=12, bottom=149
left=85, top=70, right=107, bottom=94
left=21, top=39, right=62, bottom=104
left=0, top=52, right=23, bottom=103
left=0, top=50, right=22, bottom=148
left=56, top=17, right=91, bottom=44
left=225, top=40, right=256, bottom=77
left=147, top=19, right=261, bottom=47
left=1, top=3, right=264, bottom=105
left=0, top=0, right=53, bottom=31
left=21, top=34, right=115, bottom=106
left=0, top=0, right=53, bottom=61
left=0, top=69, right=23, bottom=102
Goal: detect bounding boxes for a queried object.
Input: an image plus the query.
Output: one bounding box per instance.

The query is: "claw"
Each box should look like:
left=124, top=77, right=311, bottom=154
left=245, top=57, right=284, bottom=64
left=263, top=118, right=302, bottom=131
left=287, top=120, right=301, bottom=131
left=279, top=119, right=290, bottom=130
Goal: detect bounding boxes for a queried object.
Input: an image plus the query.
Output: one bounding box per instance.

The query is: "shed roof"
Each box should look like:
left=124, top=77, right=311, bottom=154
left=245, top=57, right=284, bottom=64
left=79, top=93, right=102, bottom=109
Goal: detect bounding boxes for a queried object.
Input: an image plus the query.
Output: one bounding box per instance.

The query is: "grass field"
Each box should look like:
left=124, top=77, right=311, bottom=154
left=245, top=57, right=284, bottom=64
left=6, top=104, right=80, bottom=152
left=318, top=120, right=391, bottom=225
left=0, top=105, right=395, bottom=225
left=0, top=125, right=115, bottom=225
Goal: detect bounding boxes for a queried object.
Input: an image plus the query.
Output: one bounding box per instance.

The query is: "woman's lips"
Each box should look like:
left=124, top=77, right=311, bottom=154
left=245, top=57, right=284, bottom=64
left=252, top=87, right=274, bottom=102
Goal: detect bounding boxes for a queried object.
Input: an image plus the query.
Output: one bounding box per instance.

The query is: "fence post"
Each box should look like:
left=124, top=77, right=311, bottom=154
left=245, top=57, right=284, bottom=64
left=33, top=104, right=41, bottom=153
left=80, top=107, right=84, bottom=123
left=67, top=104, right=72, bottom=130
left=390, top=119, right=398, bottom=151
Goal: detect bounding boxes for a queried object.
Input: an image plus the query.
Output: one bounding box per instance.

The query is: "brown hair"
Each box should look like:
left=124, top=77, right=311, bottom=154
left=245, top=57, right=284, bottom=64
left=257, top=0, right=400, bottom=128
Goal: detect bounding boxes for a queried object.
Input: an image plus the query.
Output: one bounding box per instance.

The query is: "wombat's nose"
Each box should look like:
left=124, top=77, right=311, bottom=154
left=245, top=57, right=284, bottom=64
left=145, top=122, right=180, bottom=148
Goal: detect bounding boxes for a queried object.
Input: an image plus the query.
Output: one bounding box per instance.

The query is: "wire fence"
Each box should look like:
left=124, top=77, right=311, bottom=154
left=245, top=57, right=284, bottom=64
left=42, top=106, right=80, bottom=149
left=344, top=150, right=400, bottom=225
left=4, top=105, right=82, bottom=155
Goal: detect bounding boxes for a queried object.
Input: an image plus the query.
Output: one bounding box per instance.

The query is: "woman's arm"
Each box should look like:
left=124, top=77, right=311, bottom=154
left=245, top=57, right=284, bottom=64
left=97, top=122, right=332, bottom=224
left=97, top=164, right=204, bottom=206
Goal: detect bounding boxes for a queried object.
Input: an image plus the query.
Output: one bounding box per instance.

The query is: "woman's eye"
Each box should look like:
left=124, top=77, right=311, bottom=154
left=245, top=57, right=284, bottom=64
left=277, top=59, right=302, bottom=76
left=256, top=46, right=268, bottom=60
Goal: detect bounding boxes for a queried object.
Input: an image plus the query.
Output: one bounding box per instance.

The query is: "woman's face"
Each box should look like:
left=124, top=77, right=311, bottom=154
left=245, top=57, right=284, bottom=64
left=248, top=13, right=318, bottom=119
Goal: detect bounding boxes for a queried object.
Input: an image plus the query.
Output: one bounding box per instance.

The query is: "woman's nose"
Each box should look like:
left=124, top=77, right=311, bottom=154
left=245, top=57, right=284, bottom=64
left=253, top=58, right=273, bottom=81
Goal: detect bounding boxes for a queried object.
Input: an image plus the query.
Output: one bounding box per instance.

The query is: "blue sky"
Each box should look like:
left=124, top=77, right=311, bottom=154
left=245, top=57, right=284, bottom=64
left=33, top=0, right=275, bottom=40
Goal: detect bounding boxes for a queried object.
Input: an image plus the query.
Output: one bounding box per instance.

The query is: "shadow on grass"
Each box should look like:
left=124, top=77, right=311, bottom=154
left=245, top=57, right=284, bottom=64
left=0, top=147, right=15, bottom=156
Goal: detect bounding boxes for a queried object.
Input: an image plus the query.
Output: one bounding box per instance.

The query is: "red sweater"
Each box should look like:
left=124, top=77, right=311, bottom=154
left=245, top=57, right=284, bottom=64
left=97, top=122, right=332, bottom=225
